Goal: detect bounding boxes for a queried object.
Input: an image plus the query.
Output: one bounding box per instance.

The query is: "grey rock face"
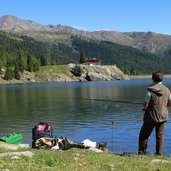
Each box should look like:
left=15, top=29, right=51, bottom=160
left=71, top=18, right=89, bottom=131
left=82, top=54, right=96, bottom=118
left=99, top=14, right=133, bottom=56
left=68, top=64, right=128, bottom=81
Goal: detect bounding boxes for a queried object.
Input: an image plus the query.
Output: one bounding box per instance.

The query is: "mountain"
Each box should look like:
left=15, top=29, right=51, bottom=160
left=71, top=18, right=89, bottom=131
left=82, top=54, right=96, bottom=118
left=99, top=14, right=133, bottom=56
left=0, top=15, right=45, bottom=31
left=124, top=32, right=171, bottom=56
left=1, top=15, right=171, bottom=74
left=1, top=15, right=171, bottom=57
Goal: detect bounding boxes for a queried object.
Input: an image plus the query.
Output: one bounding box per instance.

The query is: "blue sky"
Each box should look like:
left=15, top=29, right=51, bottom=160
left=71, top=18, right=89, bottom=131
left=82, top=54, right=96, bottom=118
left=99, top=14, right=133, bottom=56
left=1, top=0, right=171, bottom=35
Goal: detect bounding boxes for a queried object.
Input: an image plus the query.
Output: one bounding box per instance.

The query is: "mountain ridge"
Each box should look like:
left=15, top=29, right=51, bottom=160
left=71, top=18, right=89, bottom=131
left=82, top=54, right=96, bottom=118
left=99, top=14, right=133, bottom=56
left=1, top=15, right=171, bottom=57
left=1, top=15, right=171, bottom=75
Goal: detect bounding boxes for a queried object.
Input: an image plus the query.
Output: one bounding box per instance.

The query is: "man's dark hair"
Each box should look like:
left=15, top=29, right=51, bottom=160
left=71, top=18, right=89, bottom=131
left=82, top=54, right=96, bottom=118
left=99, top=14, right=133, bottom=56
left=152, top=71, right=163, bottom=82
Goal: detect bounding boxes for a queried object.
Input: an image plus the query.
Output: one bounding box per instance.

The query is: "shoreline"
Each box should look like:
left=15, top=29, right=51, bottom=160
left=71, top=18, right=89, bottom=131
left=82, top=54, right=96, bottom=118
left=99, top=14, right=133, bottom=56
left=1, top=74, right=171, bottom=85
left=129, top=74, right=171, bottom=80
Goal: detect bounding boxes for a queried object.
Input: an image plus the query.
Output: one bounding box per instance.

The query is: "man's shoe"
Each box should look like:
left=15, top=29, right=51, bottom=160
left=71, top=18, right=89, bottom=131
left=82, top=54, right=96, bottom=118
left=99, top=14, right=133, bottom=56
left=155, top=152, right=162, bottom=156
left=138, top=151, right=146, bottom=155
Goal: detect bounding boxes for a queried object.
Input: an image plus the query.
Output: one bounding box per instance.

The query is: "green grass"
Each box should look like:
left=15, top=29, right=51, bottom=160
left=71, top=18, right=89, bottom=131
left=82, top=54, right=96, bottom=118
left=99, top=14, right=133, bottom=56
left=0, top=65, right=76, bottom=84
left=36, top=65, right=70, bottom=76
left=34, top=64, right=76, bottom=82
left=1, top=148, right=171, bottom=171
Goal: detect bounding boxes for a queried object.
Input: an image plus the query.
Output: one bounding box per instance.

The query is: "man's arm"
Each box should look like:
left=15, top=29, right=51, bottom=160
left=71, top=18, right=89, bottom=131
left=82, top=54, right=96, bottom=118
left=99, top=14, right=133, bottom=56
left=143, top=91, right=151, bottom=110
left=167, top=100, right=171, bottom=106
left=167, top=93, right=171, bottom=106
left=143, top=102, right=148, bottom=110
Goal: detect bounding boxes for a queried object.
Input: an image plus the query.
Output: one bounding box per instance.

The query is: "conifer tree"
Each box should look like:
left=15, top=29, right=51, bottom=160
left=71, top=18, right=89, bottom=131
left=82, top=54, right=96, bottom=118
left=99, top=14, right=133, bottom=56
left=4, top=64, right=13, bottom=80
left=40, top=55, right=48, bottom=66
left=4, top=57, right=14, bottom=80
left=79, top=50, right=86, bottom=64
left=0, top=61, right=2, bottom=75
left=27, top=55, right=34, bottom=72
left=14, top=62, right=20, bottom=80
left=32, top=57, right=40, bottom=71
left=27, top=55, right=40, bottom=72
left=18, top=51, right=26, bottom=73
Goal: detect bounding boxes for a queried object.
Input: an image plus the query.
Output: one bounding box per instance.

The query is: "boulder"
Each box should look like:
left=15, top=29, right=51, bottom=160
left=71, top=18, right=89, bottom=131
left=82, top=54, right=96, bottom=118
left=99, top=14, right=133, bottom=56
left=68, top=63, right=128, bottom=81
left=0, top=151, right=34, bottom=158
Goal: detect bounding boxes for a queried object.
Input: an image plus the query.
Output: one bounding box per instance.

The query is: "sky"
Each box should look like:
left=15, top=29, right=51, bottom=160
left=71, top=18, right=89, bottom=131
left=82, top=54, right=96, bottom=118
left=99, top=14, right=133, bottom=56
left=0, top=0, right=171, bottom=35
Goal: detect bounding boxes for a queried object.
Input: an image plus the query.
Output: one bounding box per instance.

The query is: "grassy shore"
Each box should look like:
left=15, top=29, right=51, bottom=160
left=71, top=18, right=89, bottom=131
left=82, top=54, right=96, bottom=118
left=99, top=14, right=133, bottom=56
left=0, top=65, right=75, bottom=84
left=0, top=148, right=171, bottom=171
left=1, top=65, right=171, bottom=84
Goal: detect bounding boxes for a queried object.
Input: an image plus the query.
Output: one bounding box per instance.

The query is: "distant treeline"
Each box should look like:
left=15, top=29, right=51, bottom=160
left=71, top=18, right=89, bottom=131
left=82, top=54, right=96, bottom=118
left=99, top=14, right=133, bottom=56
left=0, top=31, right=171, bottom=76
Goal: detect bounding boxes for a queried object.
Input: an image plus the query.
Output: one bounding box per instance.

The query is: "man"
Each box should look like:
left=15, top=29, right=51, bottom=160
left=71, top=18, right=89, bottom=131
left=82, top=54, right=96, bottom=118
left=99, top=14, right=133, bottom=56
left=138, top=71, right=171, bottom=155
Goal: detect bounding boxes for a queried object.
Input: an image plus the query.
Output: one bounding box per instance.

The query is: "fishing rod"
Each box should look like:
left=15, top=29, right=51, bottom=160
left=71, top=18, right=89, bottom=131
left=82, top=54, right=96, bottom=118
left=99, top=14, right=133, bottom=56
left=72, top=97, right=143, bottom=105
left=111, top=120, right=115, bottom=153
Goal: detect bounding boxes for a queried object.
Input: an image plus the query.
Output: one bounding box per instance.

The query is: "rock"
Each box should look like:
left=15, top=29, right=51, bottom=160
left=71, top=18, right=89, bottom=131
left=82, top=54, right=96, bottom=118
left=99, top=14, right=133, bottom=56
left=18, top=144, right=30, bottom=148
left=0, top=142, right=30, bottom=150
left=0, top=151, right=34, bottom=158
left=151, top=159, right=171, bottom=164
left=40, top=73, right=75, bottom=82
left=86, top=72, right=109, bottom=81
left=11, top=156, right=20, bottom=160
left=88, top=147, right=103, bottom=153
left=20, top=71, right=35, bottom=82
left=0, top=142, right=19, bottom=150
left=69, top=64, right=128, bottom=81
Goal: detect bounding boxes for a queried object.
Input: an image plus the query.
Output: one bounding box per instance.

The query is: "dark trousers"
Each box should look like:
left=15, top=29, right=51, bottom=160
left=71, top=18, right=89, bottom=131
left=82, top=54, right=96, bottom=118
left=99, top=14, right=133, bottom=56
left=138, top=121, right=166, bottom=155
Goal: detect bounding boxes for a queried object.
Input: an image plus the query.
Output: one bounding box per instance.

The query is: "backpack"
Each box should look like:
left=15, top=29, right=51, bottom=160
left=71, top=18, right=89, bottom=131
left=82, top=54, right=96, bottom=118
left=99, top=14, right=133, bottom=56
left=32, top=122, right=53, bottom=147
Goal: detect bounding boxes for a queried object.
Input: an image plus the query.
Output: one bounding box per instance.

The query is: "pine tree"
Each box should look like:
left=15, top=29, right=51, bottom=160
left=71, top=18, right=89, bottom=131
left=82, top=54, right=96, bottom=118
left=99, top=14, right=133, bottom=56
left=79, top=50, right=86, bottom=64
left=130, top=68, right=136, bottom=75
left=32, top=57, right=40, bottom=71
left=14, top=62, right=20, bottom=80
left=18, top=51, right=26, bottom=73
left=0, top=61, right=2, bottom=75
left=4, top=64, right=13, bottom=80
left=27, top=55, right=34, bottom=72
left=27, top=55, right=40, bottom=72
left=4, top=57, right=14, bottom=80
left=40, top=55, right=48, bottom=66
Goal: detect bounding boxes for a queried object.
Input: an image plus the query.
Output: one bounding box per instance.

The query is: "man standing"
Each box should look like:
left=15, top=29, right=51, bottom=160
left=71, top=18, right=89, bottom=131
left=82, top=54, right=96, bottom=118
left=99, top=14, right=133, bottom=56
left=138, top=71, right=171, bottom=155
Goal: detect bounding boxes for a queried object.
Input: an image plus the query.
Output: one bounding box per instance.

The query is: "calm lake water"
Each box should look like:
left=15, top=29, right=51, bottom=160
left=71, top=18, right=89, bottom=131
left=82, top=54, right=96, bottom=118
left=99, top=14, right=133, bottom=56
left=1, top=79, right=171, bottom=155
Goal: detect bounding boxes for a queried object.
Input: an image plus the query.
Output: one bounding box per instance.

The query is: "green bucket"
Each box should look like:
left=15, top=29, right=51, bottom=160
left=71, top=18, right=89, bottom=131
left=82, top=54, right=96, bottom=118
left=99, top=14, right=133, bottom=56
left=0, top=133, right=23, bottom=144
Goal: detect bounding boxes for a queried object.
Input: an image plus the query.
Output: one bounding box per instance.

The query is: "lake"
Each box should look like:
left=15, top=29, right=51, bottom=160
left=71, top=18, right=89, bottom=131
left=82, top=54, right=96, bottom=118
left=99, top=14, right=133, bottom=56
left=1, top=79, right=171, bottom=156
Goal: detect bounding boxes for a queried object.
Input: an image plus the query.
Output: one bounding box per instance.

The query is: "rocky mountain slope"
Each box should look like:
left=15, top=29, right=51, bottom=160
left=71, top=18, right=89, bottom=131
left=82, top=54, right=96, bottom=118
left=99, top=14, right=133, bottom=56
left=1, top=15, right=171, bottom=57
left=0, top=16, right=171, bottom=56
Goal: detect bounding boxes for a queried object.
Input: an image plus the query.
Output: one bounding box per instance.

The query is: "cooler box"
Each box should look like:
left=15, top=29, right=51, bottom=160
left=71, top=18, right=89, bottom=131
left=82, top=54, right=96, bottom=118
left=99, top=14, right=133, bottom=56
left=0, top=133, right=23, bottom=144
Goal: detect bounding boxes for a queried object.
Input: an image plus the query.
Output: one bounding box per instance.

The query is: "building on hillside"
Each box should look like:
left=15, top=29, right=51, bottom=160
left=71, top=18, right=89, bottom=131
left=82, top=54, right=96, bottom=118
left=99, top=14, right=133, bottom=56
left=83, top=58, right=101, bottom=65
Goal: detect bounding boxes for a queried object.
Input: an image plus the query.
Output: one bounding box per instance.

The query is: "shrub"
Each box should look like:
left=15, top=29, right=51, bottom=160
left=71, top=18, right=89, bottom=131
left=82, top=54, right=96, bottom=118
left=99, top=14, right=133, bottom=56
left=72, top=65, right=83, bottom=77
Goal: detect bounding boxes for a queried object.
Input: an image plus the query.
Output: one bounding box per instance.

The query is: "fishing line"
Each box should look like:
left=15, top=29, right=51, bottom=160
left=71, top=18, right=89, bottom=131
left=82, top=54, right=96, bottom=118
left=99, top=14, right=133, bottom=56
left=111, top=120, right=115, bottom=153
left=72, top=97, right=143, bottom=105
left=109, top=108, right=145, bottom=154
left=72, top=97, right=144, bottom=153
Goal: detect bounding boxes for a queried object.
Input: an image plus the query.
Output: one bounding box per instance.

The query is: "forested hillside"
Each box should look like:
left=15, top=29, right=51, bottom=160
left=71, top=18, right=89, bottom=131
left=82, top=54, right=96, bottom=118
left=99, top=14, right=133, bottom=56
left=1, top=31, right=171, bottom=76
left=71, top=36, right=171, bottom=74
left=0, top=32, right=79, bottom=66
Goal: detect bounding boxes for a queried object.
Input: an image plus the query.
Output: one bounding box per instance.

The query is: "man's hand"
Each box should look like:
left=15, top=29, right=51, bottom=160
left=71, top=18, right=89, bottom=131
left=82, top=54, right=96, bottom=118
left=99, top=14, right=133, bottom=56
left=143, top=102, right=148, bottom=110
left=167, top=99, right=171, bottom=106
